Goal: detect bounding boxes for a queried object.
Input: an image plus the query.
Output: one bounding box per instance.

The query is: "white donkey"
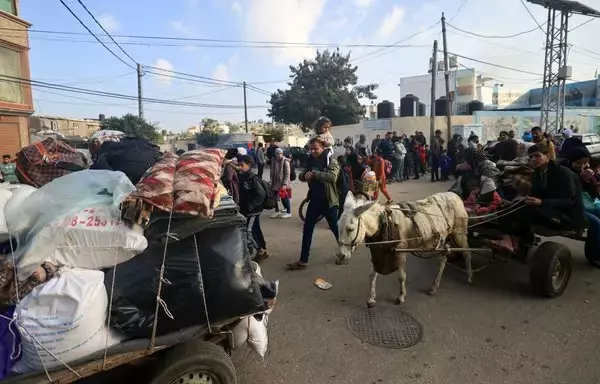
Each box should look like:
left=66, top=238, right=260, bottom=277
left=336, top=191, right=471, bottom=307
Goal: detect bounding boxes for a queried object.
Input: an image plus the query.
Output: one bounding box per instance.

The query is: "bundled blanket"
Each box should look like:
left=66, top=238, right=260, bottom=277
left=125, top=149, right=226, bottom=223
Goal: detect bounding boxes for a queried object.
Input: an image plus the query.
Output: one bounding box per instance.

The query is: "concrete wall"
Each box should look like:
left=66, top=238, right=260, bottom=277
left=331, top=116, right=474, bottom=149
left=30, top=116, right=101, bottom=138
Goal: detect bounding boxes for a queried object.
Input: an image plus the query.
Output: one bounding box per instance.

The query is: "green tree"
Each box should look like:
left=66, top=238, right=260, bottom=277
left=196, top=130, right=220, bottom=147
left=264, top=127, right=285, bottom=143
left=100, top=114, right=159, bottom=141
left=268, top=50, right=378, bottom=132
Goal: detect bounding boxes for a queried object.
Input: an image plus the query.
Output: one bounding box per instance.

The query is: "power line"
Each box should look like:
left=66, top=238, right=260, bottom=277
left=444, top=51, right=543, bottom=76
left=57, top=0, right=135, bottom=69
left=449, top=0, right=469, bottom=23
left=446, top=22, right=547, bottom=39
left=245, top=85, right=272, bottom=97
left=142, top=65, right=239, bottom=86
left=0, top=26, right=437, bottom=48
left=0, top=74, right=266, bottom=109
left=351, top=21, right=441, bottom=63
left=570, top=18, right=595, bottom=31
left=74, top=0, right=137, bottom=64
left=520, top=0, right=546, bottom=34
left=169, top=85, right=240, bottom=101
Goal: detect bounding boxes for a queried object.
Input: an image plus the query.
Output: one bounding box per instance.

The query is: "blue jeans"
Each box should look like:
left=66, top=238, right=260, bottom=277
left=585, top=212, right=600, bottom=262
left=275, top=196, right=291, bottom=214
left=393, top=158, right=404, bottom=181
left=300, top=199, right=339, bottom=263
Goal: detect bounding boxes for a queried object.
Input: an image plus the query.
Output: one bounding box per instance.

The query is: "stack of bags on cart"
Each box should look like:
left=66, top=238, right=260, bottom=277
left=0, top=142, right=277, bottom=379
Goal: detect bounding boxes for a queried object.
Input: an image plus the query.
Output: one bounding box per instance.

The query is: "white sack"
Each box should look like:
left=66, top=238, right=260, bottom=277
left=0, top=189, right=12, bottom=242
left=4, top=185, right=36, bottom=234
left=248, top=314, right=269, bottom=357
left=13, top=268, right=123, bottom=373
left=16, top=206, right=147, bottom=280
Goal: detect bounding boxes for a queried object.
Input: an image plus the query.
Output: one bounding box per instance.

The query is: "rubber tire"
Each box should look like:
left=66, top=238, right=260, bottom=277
left=298, top=198, right=324, bottom=223
left=529, top=241, right=572, bottom=298
left=150, top=341, right=236, bottom=384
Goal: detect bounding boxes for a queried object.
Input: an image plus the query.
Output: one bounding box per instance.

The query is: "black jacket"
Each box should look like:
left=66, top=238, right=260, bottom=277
left=238, top=170, right=266, bottom=216
left=530, top=160, right=587, bottom=228
left=494, top=139, right=518, bottom=161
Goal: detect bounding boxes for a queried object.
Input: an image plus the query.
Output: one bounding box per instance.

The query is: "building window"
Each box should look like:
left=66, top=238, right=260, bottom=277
left=0, top=0, right=16, bottom=15
left=0, top=45, right=23, bottom=104
left=72, top=123, right=79, bottom=129
left=51, top=121, right=58, bottom=131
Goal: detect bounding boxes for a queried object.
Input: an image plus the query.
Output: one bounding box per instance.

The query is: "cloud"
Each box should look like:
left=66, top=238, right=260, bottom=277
left=378, top=5, right=405, bottom=38
left=97, top=14, right=119, bottom=33
left=212, top=53, right=239, bottom=82
left=354, top=0, right=374, bottom=7
left=212, top=64, right=229, bottom=82
left=231, top=1, right=243, bottom=15
left=170, top=21, right=196, bottom=37
left=152, top=59, right=174, bottom=85
left=330, top=17, right=348, bottom=29
left=244, top=0, right=326, bottom=65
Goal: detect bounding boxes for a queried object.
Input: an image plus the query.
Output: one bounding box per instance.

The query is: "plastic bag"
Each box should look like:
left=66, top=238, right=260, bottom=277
left=13, top=268, right=123, bottom=373
left=0, top=306, right=20, bottom=379
left=6, top=171, right=135, bottom=280
left=105, top=221, right=267, bottom=339
left=248, top=314, right=269, bottom=357
left=3, top=185, right=36, bottom=234
left=0, top=189, right=12, bottom=242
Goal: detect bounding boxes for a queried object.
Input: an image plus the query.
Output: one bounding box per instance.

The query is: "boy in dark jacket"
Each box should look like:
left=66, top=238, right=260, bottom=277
left=439, top=149, right=451, bottom=180
left=237, top=155, right=269, bottom=262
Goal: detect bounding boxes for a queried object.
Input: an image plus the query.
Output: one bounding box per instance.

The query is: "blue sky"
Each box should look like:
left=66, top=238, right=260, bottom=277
left=18, top=0, right=600, bottom=132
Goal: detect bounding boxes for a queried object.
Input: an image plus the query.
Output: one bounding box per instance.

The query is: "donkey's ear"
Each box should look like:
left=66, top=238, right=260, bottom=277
left=352, top=201, right=377, bottom=217
left=343, top=191, right=356, bottom=210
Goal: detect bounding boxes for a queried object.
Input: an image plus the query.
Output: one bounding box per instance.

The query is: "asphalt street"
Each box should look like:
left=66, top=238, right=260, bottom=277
left=233, top=177, right=600, bottom=384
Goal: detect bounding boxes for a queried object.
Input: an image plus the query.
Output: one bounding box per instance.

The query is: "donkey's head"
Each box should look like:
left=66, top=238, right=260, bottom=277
left=336, top=192, right=378, bottom=265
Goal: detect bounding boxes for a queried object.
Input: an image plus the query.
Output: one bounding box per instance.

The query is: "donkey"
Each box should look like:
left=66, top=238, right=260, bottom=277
left=336, top=191, right=471, bottom=307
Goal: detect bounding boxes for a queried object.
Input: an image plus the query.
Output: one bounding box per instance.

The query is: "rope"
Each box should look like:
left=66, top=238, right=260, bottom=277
left=149, top=206, right=175, bottom=351
left=192, top=233, right=213, bottom=334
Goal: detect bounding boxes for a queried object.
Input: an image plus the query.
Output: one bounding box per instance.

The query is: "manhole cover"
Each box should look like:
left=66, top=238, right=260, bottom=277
left=347, top=306, right=423, bottom=349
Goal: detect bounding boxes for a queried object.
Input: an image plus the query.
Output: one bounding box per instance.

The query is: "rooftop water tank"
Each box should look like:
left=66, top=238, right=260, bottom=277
left=377, top=100, right=395, bottom=119
left=435, top=97, right=448, bottom=116
left=400, top=94, right=419, bottom=117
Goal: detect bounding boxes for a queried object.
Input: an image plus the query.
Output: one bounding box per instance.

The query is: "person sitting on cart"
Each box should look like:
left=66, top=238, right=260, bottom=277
left=464, top=185, right=502, bottom=216
left=511, top=144, right=587, bottom=258
left=287, top=137, right=340, bottom=270
left=565, top=146, right=600, bottom=268
left=237, top=155, right=269, bottom=263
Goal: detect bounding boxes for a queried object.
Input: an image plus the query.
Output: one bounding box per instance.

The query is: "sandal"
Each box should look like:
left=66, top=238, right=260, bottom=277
left=286, top=261, right=307, bottom=270
left=253, top=250, right=269, bottom=264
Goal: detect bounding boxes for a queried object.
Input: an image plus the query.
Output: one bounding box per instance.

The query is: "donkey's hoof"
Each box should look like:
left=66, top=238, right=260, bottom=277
left=427, top=288, right=437, bottom=296
left=367, top=300, right=376, bottom=308
left=394, top=297, right=405, bottom=305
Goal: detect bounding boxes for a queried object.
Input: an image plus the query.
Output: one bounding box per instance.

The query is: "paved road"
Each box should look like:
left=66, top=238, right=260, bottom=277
left=233, top=177, right=600, bottom=384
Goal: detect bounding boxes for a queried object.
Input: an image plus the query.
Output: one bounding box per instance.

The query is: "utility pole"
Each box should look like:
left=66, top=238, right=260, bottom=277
left=137, top=63, right=144, bottom=120
left=441, top=13, right=452, bottom=142
left=243, top=81, right=249, bottom=133
left=429, top=40, right=438, bottom=145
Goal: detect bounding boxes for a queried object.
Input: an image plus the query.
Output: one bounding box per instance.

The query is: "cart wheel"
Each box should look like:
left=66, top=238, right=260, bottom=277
left=150, top=341, right=236, bottom=384
left=529, top=241, right=572, bottom=298
left=298, top=198, right=324, bottom=223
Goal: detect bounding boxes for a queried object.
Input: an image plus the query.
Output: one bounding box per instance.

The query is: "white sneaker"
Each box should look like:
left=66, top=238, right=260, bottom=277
left=280, top=213, right=292, bottom=219
left=271, top=212, right=281, bottom=219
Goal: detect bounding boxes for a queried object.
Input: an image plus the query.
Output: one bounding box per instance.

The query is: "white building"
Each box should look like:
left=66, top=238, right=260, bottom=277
left=398, top=68, right=525, bottom=116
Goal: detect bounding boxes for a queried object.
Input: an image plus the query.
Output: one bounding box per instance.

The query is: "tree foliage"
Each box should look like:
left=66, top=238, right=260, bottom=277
left=100, top=114, right=159, bottom=141
left=264, top=127, right=285, bottom=143
left=196, top=130, right=220, bottom=147
left=268, top=50, right=378, bottom=132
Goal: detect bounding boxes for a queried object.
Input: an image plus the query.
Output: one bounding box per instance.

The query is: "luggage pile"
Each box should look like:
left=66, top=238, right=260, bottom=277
left=0, top=138, right=277, bottom=379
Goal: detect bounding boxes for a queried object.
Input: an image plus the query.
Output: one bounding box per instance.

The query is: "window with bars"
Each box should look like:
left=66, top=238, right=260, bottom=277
left=0, top=0, right=16, bottom=15
left=0, top=45, right=23, bottom=104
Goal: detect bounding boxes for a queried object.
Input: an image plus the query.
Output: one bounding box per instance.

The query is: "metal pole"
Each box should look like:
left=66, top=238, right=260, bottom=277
left=430, top=40, right=438, bottom=145
left=243, top=81, right=249, bottom=133
left=137, top=63, right=144, bottom=120
left=441, top=13, right=453, bottom=142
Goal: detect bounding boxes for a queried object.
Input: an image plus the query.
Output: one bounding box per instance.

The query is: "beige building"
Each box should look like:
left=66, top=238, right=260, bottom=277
left=0, top=0, right=33, bottom=156
left=29, top=115, right=102, bottom=138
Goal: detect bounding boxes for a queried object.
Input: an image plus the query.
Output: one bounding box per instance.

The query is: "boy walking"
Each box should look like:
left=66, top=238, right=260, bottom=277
left=237, top=155, right=269, bottom=263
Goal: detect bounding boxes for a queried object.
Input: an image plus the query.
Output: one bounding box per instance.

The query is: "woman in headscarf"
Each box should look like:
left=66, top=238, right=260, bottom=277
left=565, top=146, right=600, bottom=267
left=221, top=148, right=241, bottom=204
left=559, top=128, right=584, bottom=159
left=270, top=148, right=292, bottom=219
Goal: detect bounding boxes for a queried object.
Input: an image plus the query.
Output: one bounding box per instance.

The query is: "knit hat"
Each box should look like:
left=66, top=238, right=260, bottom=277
left=275, top=148, right=283, bottom=155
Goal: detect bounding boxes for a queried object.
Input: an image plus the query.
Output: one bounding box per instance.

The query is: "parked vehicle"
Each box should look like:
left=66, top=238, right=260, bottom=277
left=555, top=133, right=600, bottom=158
left=283, top=146, right=309, bottom=169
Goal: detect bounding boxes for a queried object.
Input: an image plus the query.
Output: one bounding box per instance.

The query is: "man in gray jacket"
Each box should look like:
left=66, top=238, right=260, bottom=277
left=256, top=142, right=266, bottom=179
